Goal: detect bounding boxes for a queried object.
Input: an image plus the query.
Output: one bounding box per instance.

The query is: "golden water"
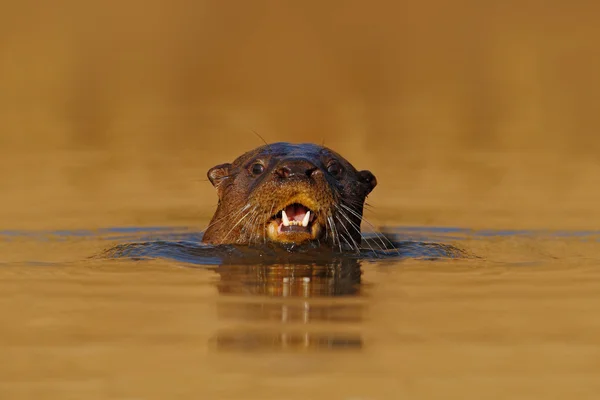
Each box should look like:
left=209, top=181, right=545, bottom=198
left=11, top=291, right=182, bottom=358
left=1, top=230, right=599, bottom=399
left=2, top=1, right=600, bottom=399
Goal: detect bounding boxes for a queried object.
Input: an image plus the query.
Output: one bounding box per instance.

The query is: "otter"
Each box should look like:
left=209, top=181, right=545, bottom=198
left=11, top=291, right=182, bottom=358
left=202, top=142, right=377, bottom=250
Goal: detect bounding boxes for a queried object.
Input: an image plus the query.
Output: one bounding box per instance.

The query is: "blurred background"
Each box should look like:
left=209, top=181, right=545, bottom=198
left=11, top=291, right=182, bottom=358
left=1, top=0, right=599, bottom=230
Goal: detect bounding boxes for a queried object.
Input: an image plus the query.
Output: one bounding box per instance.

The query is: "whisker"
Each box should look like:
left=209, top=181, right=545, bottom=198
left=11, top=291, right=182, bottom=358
left=327, top=214, right=343, bottom=253
left=248, top=207, right=267, bottom=246
left=333, top=212, right=361, bottom=253
left=325, top=216, right=334, bottom=249
left=220, top=206, right=258, bottom=244
left=251, top=211, right=265, bottom=245
left=336, top=226, right=355, bottom=252
left=343, top=198, right=374, bottom=212
left=265, top=201, right=276, bottom=244
left=242, top=210, right=260, bottom=245
left=201, top=204, right=251, bottom=234
left=335, top=205, right=381, bottom=248
left=339, top=203, right=398, bottom=252
left=334, top=204, right=381, bottom=254
left=340, top=210, right=395, bottom=250
left=251, top=129, right=270, bottom=148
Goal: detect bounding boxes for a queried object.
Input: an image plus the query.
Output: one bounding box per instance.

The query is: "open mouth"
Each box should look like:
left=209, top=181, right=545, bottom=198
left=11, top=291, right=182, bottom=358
left=267, top=202, right=321, bottom=243
left=276, top=203, right=314, bottom=232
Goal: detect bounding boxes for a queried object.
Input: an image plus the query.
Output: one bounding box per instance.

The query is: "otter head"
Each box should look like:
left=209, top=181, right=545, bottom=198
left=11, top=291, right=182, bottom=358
left=202, top=142, right=377, bottom=249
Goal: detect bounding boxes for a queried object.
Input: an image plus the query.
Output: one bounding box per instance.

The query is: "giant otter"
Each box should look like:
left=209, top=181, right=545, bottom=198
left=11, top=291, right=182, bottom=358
left=202, top=142, right=377, bottom=250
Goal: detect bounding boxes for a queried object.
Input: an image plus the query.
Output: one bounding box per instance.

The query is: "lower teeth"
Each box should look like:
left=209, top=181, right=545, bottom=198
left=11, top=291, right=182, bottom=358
left=281, top=209, right=311, bottom=228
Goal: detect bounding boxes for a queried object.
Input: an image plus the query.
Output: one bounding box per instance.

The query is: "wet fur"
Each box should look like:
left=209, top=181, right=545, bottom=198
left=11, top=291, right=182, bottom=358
left=202, top=142, right=377, bottom=251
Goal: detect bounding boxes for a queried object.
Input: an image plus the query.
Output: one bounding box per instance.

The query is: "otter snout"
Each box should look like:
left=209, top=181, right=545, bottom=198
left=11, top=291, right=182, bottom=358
left=274, top=158, right=320, bottom=179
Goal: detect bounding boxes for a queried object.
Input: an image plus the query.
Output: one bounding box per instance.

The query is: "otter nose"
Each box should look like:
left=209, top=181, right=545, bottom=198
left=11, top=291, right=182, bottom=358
left=274, top=159, right=319, bottom=179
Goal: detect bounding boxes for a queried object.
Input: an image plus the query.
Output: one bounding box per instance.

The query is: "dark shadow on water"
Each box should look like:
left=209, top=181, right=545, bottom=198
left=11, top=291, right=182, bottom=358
left=209, top=258, right=367, bottom=352
left=99, top=238, right=468, bottom=266
left=98, top=231, right=468, bottom=267
left=96, top=230, right=469, bottom=352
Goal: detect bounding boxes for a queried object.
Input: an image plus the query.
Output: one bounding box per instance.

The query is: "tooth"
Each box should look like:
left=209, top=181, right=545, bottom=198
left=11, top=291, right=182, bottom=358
left=302, top=211, right=310, bottom=227
left=282, top=210, right=290, bottom=226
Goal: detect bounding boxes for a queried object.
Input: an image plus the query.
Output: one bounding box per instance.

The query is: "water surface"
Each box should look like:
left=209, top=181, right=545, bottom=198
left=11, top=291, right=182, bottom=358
left=1, top=226, right=599, bottom=399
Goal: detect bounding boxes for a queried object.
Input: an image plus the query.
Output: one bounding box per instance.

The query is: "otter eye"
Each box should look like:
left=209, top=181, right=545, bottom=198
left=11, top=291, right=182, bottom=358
left=250, top=162, right=265, bottom=176
left=327, top=161, right=342, bottom=177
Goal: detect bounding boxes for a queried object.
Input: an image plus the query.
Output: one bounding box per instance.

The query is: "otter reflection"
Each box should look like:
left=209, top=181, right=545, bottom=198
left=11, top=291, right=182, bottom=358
left=100, top=233, right=467, bottom=352
left=216, top=259, right=362, bottom=297
left=211, top=258, right=364, bottom=352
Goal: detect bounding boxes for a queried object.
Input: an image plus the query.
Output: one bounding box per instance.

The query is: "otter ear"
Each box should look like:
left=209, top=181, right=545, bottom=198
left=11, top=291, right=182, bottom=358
left=207, top=163, right=232, bottom=196
left=358, top=170, right=377, bottom=195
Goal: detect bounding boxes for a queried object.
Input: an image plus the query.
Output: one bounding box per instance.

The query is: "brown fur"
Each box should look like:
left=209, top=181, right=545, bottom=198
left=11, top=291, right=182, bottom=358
left=202, top=142, right=376, bottom=249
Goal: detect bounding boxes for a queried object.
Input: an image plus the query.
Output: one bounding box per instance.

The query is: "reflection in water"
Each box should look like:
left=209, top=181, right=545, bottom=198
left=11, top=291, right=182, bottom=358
left=213, top=331, right=363, bottom=352
left=103, top=235, right=372, bottom=352
left=213, top=259, right=365, bottom=352
left=0, top=227, right=466, bottom=353
left=216, top=261, right=362, bottom=297
left=95, top=228, right=467, bottom=352
left=3, top=226, right=600, bottom=399
left=100, top=230, right=466, bottom=351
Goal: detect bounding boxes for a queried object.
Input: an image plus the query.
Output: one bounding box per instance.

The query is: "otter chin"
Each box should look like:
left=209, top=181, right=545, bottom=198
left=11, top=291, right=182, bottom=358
left=201, top=142, right=377, bottom=250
